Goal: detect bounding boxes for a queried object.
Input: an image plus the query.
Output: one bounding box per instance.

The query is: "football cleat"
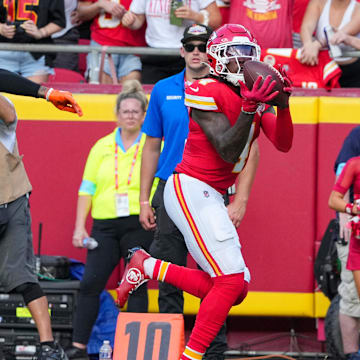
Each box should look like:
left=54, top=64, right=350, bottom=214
left=116, top=247, right=151, bottom=308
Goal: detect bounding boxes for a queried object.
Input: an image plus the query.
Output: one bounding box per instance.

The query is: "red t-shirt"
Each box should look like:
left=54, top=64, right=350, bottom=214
left=334, top=156, right=360, bottom=197
left=84, top=0, right=146, bottom=47
left=261, top=48, right=341, bottom=89
left=334, top=156, right=360, bottom=271
left=293, top=0, right=309, bottom=33
left=177, top=78, right=264, bottom=194
left=229, top=0, right=293, bottom=49
left=217, top=2, right=230, bottom=26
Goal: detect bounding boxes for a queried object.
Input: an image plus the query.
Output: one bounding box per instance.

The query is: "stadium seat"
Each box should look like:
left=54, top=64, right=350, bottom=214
left=48, top=68, right=86, bottom=83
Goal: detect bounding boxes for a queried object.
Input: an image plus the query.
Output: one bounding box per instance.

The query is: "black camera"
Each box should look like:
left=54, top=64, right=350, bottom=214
left=6, top=20, right=25, bottom=35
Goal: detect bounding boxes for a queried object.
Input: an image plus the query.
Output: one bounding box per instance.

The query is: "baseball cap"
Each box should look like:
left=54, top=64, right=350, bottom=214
left=181, top=23, right=213, bottom=44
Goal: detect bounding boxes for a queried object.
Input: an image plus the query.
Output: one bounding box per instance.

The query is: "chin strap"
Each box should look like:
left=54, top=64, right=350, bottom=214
left=226, top=73, right=243, bottom=87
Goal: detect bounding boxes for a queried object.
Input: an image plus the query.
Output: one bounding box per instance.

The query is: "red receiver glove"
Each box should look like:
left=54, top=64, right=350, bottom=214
left=274, top=64, right=293, bottom=95
left=239, top=75, right=279, bottom=113
left=45, top=88, right=83, bottom=116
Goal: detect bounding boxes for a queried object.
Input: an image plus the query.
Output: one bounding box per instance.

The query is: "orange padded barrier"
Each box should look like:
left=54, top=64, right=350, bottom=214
left=113, top=313, right=185, bottom=360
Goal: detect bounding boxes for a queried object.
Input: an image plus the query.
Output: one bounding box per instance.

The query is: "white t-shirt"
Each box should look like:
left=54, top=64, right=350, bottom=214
left=315, top=0, right=360, bottom=62
left=0, top=97, right=17, bottom=153
left=130, top=0, right=214, bottom=48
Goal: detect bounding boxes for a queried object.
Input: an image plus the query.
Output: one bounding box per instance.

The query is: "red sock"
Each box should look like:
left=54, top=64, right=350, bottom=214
left=185, top=273, right=245, bottom=355
left=153, top=260, right=213, bottom=299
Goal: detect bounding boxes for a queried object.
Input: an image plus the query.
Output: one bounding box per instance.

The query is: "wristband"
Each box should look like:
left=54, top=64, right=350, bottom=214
left=200, top=10, right=209, bottom=26
left=140, top=201, right=150, bottom=206
left=241, top=98, right=259, bottom=113
left=241, top=107, right=257, bottom=115
left=345, top=203, right=354, bottom=215
left=45, top=87, right=54, bottom=101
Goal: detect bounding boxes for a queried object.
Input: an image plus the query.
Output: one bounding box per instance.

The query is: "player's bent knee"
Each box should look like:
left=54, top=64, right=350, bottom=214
left=12, top=282, right=44, bottom=305
left=234, top=281, right=249, bottom=305
left=213, top=272, right=246, bottom=304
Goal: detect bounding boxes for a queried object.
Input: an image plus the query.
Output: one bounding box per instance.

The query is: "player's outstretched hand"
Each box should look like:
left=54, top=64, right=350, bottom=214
left=274, top=64, right=293, bottom=95
left=239, top=75, right=279, bottom=113
left=46, top=88, right=83, bottom=116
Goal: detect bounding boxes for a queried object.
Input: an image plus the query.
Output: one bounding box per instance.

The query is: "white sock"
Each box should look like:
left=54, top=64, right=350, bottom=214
left=143, top=257, right=156, bottom=278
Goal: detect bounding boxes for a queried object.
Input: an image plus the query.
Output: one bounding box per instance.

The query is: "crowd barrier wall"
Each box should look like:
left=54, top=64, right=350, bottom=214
left=4, top=88, right=359, bottom=318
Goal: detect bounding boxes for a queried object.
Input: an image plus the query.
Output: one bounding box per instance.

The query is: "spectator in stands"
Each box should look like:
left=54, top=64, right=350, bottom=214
left=226, top=0, right=294, bottom=49
left=329, top=126, right=360, bottom=360
left=293, top=0, right=310, bottom=48
left=331, top=27, right=360, bottom=49
left=66, top=80, right=156, bottom=360
left=300, top=0, right=360, bottom=87
left=0, top=69, right=81, bottom=360
left=121, top=0, right=221, bottom=84
left=52, top=0, right=81, bottom=72
left=0, top=0, right=65, bottom=83
left=77, top=0, right=146, bottom=84
left=216, top=0, right=230, bottom=25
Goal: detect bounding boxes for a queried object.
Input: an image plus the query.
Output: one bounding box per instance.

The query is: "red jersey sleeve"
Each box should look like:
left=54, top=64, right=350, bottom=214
left=334, top=157, right=360, bottom=194
left=185, top=78, right=232, bottom=113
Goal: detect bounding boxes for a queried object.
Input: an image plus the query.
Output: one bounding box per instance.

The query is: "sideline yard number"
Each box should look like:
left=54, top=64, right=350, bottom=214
left=113, top=313, right=185, bottom=360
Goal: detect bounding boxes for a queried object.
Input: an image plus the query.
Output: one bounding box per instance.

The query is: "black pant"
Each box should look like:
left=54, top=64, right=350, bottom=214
left=72, top=216, right=153, bottom=344
left=52, top=27, right=80, bottom=72
left=150, top=181, right=227, bottom=359
left=339, top=58, right=360, bottom=88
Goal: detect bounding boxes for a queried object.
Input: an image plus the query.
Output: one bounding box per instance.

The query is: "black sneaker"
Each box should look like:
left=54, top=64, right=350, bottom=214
left=65, top=346, right=89, bottom=360
left=35, top=342, right=68, bottom=360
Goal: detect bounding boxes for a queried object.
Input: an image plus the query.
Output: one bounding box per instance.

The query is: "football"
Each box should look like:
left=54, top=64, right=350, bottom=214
left=243, top=60, right=288, bottom=107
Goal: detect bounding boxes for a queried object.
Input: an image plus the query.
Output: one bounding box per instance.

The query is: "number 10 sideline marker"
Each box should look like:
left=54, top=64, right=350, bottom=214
left=113, top=313, right=185, bottom=360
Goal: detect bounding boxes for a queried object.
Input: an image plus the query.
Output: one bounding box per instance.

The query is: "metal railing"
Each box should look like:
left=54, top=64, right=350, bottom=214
left=1, top=42, right=360, bottom=84
left=0, top=43, right=180, bottom=84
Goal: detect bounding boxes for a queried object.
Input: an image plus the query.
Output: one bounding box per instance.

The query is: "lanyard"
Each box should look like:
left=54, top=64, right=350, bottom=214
left=115, top=140, right=140, bottom=190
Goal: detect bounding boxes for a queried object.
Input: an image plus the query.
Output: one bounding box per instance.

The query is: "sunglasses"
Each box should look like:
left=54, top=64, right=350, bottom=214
left=184, top=43, right=206, bottom=53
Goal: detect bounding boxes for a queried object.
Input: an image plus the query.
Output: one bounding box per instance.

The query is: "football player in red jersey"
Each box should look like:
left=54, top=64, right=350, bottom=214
left=117, top=24, right=293, bottom=359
